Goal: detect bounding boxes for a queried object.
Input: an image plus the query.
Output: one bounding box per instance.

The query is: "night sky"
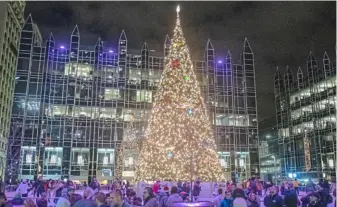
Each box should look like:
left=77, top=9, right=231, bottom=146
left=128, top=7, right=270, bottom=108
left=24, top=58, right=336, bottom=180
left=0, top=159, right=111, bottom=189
left=25, top=1, right=336, bottom=121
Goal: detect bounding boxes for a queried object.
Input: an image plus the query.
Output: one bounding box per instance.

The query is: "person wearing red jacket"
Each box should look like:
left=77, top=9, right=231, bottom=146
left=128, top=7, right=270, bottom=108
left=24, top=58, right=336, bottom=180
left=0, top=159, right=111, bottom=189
left=152, top=180, right=160, bottom=195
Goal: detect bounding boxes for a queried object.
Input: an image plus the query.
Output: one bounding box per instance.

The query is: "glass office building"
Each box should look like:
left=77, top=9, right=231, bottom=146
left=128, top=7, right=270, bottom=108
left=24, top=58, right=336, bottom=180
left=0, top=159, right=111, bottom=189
left=0, top=1, right=26, bottom=182
left=274, top=52, right=336, bottom=181
left=7, top=16, right=259, bottom=182
left=258, top=117, right=280, bottom=183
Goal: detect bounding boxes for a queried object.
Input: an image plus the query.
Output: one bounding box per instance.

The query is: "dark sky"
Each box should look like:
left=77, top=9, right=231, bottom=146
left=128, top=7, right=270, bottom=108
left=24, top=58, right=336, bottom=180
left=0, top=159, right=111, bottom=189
left=25, top=1, right=336, bottom=121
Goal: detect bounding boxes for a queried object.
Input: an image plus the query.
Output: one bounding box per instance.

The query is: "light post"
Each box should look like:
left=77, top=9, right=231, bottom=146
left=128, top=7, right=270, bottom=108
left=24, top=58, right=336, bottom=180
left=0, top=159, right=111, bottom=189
left=271, top=156, right=277, bottom=185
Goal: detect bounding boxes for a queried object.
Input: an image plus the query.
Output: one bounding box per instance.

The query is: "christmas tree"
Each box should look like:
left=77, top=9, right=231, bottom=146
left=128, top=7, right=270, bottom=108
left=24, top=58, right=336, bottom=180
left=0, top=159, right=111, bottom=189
left=136, top=6, right=224, bottom=182
left=115, top=114, right=140, bottom=179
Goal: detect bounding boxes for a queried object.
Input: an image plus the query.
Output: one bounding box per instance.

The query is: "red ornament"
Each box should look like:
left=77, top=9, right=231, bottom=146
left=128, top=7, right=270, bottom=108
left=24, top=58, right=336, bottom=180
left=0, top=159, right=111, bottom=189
left=171, top=59, right=180, bottom=69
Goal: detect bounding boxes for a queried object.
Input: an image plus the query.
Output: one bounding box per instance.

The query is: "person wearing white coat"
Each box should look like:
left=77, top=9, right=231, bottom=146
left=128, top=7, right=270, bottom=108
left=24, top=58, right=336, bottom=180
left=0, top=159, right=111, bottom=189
left=16, top=180, right=29, bottom=197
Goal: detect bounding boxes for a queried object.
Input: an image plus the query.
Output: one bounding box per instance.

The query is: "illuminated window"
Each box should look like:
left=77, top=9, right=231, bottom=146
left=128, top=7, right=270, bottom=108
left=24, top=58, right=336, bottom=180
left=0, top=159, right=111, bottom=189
left=103, top=156, right=109, bottom=165
left=26, top=153, right=32, bottom=164
left=77, top=155, right=83, bottom=166
left=64, top=63, right=93, bottom=78
left=136, top=90, right=152, bottom=103
left=104, top=88, right=120, bottom=100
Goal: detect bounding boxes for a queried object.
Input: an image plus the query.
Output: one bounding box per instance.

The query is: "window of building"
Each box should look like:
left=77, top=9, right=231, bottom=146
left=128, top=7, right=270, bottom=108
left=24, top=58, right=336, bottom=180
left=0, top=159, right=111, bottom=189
left=136, top=90, right=152, bottom=103
left=99, top=108, right=117, bottom=119
left=104, top=88, right=121, bottom=100
left=65, top=63, right=93, bottom=78
left=215, top=114, right=248, bottom=126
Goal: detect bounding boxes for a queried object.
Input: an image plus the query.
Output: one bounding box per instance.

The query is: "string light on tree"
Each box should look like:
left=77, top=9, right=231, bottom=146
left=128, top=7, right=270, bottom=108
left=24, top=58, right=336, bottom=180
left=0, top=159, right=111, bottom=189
left=136, top=5, right=224, bottom=182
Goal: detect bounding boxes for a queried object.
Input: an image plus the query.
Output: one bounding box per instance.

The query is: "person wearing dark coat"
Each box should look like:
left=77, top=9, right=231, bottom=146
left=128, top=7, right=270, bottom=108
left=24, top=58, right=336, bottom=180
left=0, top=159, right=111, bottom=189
left=0, top=193, right=13, bottom=207
left=36, top=192, right=48, bottom=207
left=283, top=188, right=299, bottom=207
left=263, top=186, right=283, bottom=207
left=246, top=192, right=259, bottom=207
left=33, top=177, right=45, bottom=197
left=248, top=179, right=257, bottom=194
left=73, top=199, right=97, bottom=207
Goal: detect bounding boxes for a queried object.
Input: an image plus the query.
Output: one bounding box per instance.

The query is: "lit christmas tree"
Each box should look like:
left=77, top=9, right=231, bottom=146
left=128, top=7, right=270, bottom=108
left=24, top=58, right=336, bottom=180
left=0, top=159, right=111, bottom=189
left=115, top=114, right=140, bottom=179
left=136, top=6, right=224, bottom=182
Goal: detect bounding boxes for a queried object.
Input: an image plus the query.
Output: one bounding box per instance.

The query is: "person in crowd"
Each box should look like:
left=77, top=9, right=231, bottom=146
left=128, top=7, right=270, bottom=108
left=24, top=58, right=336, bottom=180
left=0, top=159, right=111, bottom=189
left=306, top=178, right=315, bottom=193
left=256, top=180, right=263, bottom=196
left=193, top=180, right=201, bottom=201
left=301, top=191, right=323, bottom=207
left=315, top=184, right=332, bottom=207
left=143, top=187, right=158, bottom=207
left=177, top=181, right=182, bottom=194
left=69, top=191, right=83, bottom=206
left=181, top=182, right=190, bottom=198
left=230, top=184, right=237, bottom=193
left=66, top=185, right=75, bottom=198
left=280, top=183, right=285, bottom=196
left=10, top=193, right=24, bottom=206
left=232, top=188, right=247, bottom=207
left=246, top=192, right=259, bottom=207
left=157, top=185, right=169, bottom=207
left=94, top=192, right=108, bottom=207
left=166, top=186, right=183, bottom=207
left=36, top=192, right=48, bottom=207
left=248, top=178, right=257, bottom=194
left=263, top=181, right=273, bottom=196
left=24, top=198, right=35, bottom=207
left=293, top=179, right=300, bottom=195
left=283, top=184, right=299, bottom=207
left=106, top=194, right=114, bottom=207
left=89, top=177, right=100, bottom=194
left=56, top=188, right=71, bottom=207
left=0, top=193, right=12, bottom=207
left=16, top=179, right=29, bottom=197
left=213, top=188, right=224, bottom=207
left=153, top=180, right=161, bottom=196
left=33, top=176, right=45, bottom=197
left=83, top=187, right=95, bottom=200
left=128, top=191, right=142, bottom=207
left=220, top=191, right=233, bottom=207
left=110, top=189, right=131, bottom=207
left=263, top=186, right=283, bottom=207
left=73, top=196, right=96, bottom=207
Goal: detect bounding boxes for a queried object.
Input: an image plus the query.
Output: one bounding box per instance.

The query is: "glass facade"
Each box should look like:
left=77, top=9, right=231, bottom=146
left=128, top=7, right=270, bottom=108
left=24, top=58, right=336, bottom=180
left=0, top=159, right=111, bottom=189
left=7, top=17, right=259, bottom=182
left=0, top=1, right=26, bottom=182
left=274, top=52, right=336, bottom=181
left=258, top=118, right=280, bottom=183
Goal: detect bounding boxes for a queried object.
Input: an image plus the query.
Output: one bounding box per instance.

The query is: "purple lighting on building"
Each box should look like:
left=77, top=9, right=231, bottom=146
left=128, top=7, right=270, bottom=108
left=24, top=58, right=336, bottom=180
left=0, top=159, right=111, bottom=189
left=109, top=50, right=113, bottom=53
left=218, top=60, right=222, bottom=64
left=60, top=46, right=65, bottom=49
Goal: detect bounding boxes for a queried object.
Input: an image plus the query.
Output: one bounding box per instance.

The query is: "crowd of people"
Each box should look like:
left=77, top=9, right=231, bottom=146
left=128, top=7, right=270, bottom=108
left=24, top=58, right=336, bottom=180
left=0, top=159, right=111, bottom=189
left=0, top=177, right=335, bottom=207
left=212, top=178, right=335, bottom=207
